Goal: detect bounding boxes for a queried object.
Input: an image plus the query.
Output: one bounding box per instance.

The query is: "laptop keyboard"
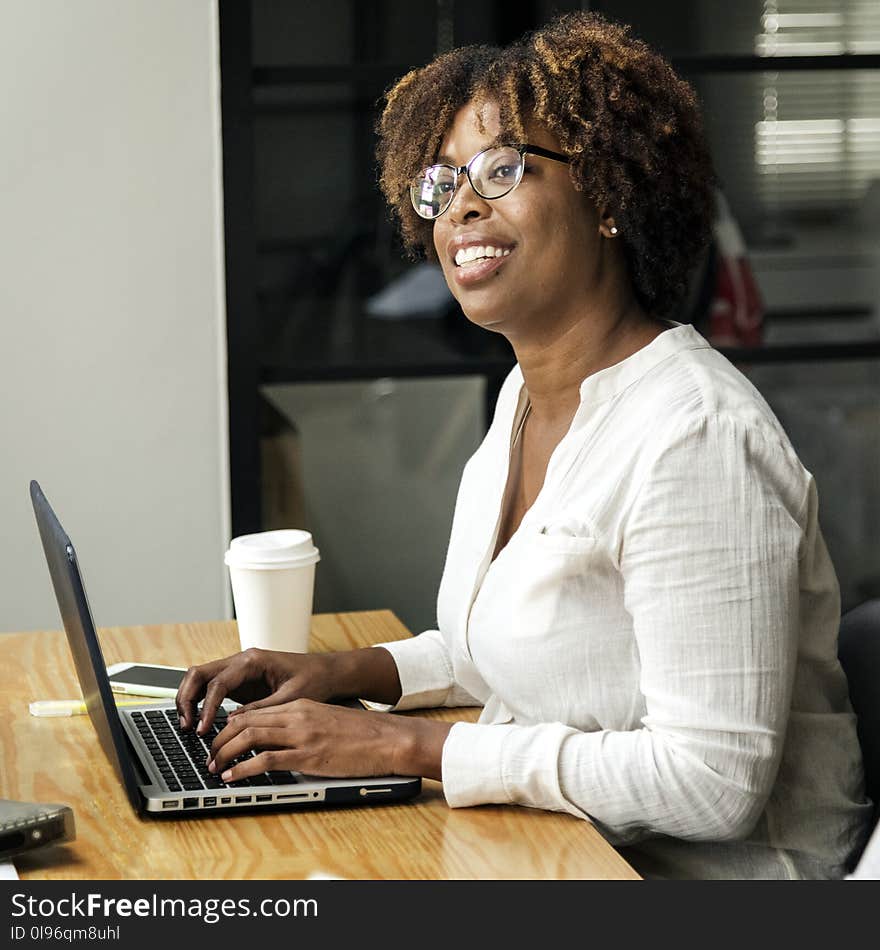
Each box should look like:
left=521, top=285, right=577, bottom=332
left=131, top=709, right=297, bottom=793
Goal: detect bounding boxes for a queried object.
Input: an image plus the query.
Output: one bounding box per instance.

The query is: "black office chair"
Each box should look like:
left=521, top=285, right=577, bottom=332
left=838, top=599, right=880, bottom=831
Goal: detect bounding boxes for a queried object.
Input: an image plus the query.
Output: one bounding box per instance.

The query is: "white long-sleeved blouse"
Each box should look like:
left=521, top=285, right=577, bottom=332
left=376, top=323, right=871, bottom=879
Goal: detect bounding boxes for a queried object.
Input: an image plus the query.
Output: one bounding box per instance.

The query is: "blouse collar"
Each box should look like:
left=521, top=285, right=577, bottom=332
left=508, top=322, right=712, bottom=409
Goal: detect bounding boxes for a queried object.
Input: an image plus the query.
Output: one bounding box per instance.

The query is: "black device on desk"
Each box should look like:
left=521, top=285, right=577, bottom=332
left=29, top=479, right=421, bottom=816
left=0, top=800, right=75, bottom=861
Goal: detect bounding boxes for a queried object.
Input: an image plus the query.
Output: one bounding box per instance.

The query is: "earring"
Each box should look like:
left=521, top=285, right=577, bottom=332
left=609, top=226, right=618, bottom=236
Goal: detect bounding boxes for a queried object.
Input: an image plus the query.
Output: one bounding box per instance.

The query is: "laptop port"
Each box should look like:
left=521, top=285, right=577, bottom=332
left=220, top=796, right=231, bottom=805
left=255, top=794, right=272, bottom=803
left=162, top=800, right=179, bottom=809
left=235, top=795, right=252, bottom=803
left=182, top=797, right=199, bottom=809
left=276, top=793, right=309, bottom=801
left=203, top=797, right=216, bottom=807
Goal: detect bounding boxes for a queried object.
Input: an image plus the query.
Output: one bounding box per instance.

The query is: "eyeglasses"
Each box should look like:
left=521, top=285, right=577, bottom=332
left=410, top=143, right=570, bottom=220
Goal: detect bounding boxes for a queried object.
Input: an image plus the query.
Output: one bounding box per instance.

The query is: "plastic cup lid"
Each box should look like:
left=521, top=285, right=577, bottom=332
left=224, top=529, right=319, bottom=568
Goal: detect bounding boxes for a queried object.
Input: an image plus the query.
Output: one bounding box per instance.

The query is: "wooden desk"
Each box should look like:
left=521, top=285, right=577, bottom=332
left=0, top=611, right=639, bottom=880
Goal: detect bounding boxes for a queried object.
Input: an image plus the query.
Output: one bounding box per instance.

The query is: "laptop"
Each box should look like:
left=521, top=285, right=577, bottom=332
left=29, top=480, right=421, bottom=815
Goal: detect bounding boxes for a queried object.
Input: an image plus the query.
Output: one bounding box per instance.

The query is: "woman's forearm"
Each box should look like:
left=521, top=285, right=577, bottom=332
left=333, top=645, right=403, bottom=706
left=390, top=716, right=454, bottom=780
left=331, top=648, right=454, bottom=780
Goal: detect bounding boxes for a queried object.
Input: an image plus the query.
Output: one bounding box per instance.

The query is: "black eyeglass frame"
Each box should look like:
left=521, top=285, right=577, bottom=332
left=410, top=143, right=570, bottom=220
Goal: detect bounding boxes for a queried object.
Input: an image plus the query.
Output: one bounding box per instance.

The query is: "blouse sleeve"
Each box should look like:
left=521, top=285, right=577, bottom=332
left=441, top=412, right=808, bottom=842
left=368, top=630, right=482, bottom=712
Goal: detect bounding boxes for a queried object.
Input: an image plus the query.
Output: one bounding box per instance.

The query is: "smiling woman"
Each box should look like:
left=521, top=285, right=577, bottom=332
left=376, top=14, right=716, bottom=321
left=178, top=11, right=872, bottom=881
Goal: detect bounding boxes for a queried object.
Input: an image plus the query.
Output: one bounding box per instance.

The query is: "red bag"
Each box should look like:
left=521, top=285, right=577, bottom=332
left=706, top=190, right=764, bottom=347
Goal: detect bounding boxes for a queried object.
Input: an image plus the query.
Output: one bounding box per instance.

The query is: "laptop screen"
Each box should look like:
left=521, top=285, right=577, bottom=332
left=30, top=480, right=144, bottom=813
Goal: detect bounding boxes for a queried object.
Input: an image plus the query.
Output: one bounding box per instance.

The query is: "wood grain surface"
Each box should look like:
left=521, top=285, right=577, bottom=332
left=0, top=611, right=639, bottom=880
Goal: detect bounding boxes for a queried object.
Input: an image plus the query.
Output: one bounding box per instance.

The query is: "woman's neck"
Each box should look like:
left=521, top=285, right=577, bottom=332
left=512, top=297, right=664, bottom=428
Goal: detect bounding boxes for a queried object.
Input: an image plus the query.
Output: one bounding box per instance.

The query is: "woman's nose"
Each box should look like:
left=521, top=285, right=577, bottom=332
left=446, top=173, right=491, bottom=223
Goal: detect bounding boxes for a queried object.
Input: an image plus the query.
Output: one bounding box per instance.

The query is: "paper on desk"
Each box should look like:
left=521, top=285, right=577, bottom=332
left=0, top=862, right=19, bottom=880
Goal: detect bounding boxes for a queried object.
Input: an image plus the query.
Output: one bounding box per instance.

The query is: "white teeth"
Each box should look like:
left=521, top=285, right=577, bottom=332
left=454, top=244, right=512, bottom=266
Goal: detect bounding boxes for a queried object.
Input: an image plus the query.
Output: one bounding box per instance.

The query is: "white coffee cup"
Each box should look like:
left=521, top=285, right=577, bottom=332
left=224, top=529, right=320, bottom=653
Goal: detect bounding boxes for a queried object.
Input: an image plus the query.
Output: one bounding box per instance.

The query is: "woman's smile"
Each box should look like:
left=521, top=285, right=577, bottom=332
left=446, top=233, right=516, bottom=285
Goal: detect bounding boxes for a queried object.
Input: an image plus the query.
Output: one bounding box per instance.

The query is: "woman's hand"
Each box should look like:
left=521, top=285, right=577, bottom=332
left=176, top=645, right=404, bottom=736
left=176, top=648, right=343, bottom=735
left=206, top=699, right=453, bottom=781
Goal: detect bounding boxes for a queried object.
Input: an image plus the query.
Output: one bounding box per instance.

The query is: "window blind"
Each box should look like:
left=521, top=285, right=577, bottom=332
left=754, top=0, right=880, bottom=217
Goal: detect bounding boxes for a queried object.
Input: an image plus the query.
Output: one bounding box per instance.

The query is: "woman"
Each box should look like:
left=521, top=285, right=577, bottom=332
left=177, top=13, right=870, bottom=878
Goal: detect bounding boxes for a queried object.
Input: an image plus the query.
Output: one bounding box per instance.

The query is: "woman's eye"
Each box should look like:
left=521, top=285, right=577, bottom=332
left=489, top=164, right=518, bottom=181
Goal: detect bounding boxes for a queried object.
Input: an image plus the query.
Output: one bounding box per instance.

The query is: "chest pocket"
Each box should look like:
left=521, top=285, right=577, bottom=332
left=525, top=513, right=600, bottom=556
left=469, top=523, right=606, bottom=723
left=527, top=527, right=600, bottom=558
left=508, top=523, right=600, bottom=637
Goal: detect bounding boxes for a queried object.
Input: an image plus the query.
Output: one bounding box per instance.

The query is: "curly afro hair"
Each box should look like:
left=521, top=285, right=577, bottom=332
left=375, top=11, right=717, bottom=317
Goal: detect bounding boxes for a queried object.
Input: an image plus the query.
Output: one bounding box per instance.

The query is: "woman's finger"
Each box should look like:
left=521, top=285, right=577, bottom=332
left=193, top=650, right=268, bottom=734
left=219, top=749, right=303, bottom=784
left=175, top=657, right=230, bottom=730
left=209, top=708, right=297, bottom=760
left=228, top=684, right=300, bottom=717
left=208, top=725, right=296, bottom=775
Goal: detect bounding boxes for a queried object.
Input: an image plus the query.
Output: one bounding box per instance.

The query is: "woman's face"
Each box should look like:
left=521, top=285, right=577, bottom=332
left=431, top=99, right=604, bottom=338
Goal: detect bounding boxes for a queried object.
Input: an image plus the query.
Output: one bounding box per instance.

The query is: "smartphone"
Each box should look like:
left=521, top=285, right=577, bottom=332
left=105, top=662, right=187, bottom=698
